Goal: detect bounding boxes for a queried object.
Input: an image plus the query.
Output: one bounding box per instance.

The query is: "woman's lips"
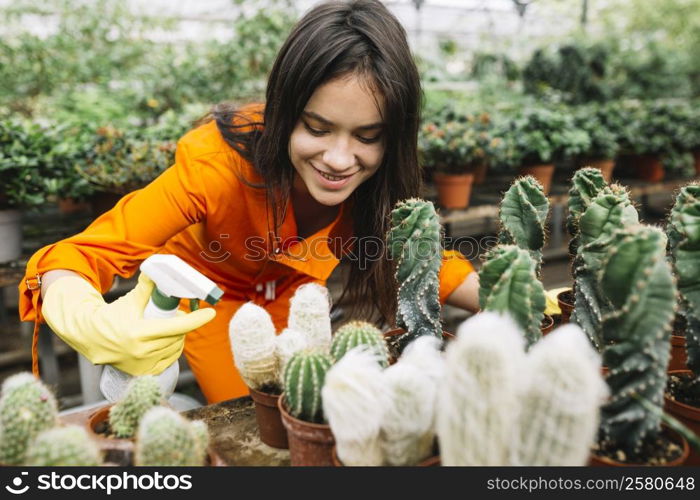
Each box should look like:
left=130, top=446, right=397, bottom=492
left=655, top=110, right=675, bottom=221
left=312, top=164, right=356, bottom=189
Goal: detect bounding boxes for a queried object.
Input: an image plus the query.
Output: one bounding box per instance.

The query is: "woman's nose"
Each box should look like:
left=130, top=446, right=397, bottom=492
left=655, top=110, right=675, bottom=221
left=322, top=137, right=356, bottom=171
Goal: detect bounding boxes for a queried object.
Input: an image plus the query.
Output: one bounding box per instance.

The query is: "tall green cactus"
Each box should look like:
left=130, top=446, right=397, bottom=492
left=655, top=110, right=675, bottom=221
left=331, top=321, right=389, bottom=367
left=0, top=373, right=58, bottom=465
left=567, top=167, right=608, bottom=256
left=26, top=425, right=102, bottom=466
left=598, top=226, right=677, bottom=456
left=135, top=407, right=208, bottom=466
left=571, top=186, right=639, bottom=348
left=498, top=176, right=550, bottom=271
left=283, top=350, right=334, bottom=424
left=388, top=198, right=442, bottom=353
left=667, top=184, right=700, bottom=376
left=478, top=245, right=546, bottom=348
left=109, top=375, right=163, bottom=438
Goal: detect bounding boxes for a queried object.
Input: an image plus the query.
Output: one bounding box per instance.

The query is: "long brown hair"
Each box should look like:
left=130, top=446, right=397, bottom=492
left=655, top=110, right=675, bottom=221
left=213, top=0, right=422, bottom=324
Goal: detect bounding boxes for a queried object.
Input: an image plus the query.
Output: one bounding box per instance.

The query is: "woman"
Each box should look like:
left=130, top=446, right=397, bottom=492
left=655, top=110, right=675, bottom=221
left=19, top=0, right=479, bottom=403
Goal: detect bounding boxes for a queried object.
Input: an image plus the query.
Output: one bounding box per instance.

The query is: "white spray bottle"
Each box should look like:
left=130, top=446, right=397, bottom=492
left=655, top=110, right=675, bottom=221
left=99, top=254, right=224, bottom=402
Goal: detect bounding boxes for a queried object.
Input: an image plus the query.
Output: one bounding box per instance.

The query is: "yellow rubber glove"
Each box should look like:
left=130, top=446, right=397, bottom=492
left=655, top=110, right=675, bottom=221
left=42, top=273, right=216, bottom=376
left=544, top=287, right=571, bottom=316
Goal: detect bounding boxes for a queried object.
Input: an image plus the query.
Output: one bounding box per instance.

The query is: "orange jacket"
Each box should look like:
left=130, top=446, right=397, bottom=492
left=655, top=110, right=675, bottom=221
left=19, top=104, right=474, bottom=403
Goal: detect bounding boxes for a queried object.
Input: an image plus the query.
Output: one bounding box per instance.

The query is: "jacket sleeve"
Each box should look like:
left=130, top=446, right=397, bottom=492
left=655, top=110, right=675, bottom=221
left=18, top=137, right=209, bottom=322
left=438, top=249, right=475, bottom=304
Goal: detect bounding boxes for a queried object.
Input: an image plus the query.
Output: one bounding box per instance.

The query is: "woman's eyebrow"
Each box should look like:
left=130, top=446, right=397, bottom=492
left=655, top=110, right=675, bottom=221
left=302, top=110, right=384, bottom=130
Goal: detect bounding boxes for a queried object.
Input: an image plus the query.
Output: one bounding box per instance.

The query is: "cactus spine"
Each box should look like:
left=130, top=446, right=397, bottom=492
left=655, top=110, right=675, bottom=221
left=388, top=198, right=443, bottom=353
left=667, top=184, right=700, bottom=376
left=288, top=283, right=332, bottom=352
left=108, top=375, right=163, bottom=438
left=0, top=373, right=58, bottom=465
left=498, top=176, right=550, bottom=272
left=228, top=302, right=280, bottom=391
left=25, top=425, right=102, bottom=466
left=283, top=350, right=334, bottom=423
left=135, top=406, right=209, bottom=466
left=567, top=167, right=608, bottom=256
left=515, top=325, right=607, bottom=465
left=322, top=348, right=385, bottom=465
left=437, top=312, right=525, bottom=465
left=478, top=245, right=546, bottom=348
left=598, top=225, right=676, bottom=456
left=331, top=321, right=389, bottom=367
left=571, top=186, right=639, bottom=348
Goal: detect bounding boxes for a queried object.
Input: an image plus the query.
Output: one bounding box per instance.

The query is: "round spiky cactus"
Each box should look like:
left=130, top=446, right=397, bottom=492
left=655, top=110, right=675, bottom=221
left=0, top=372, right=58, bottom=465
left=567, top=167, right=608, bottom=256
left=331, top=321, right=389, bottom=367
left=283, top=350, right=333, bottom=424
left=667, top=183, right=700, bottom=376
left=478, top=245, right=546, bottom=348
left=598, top=225, right=677, bottom=456
left=109, top=375, right=163, bottom=438
left=498, top=176, right=550, bottom=272
left=288, top=283, right=332, bottom=352
left=228, top=302, right=279, bottom=391
left=25, top=425, right=102, bottom=466
left=134, top=407, right=208, bottom=466
left=387, top=198, right=443, bottom=353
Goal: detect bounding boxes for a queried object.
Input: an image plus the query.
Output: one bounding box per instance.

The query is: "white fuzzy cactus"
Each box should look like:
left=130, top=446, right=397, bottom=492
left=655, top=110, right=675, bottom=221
left=380, top=337, right=444, bottom=465
left=322, top=348, right=385, bottom=466
left=288, top=283, right=332, bottom=352
left=437, top=312, right=525, bottom=465
left=228, top=302, right=279, bottom=391
left=274, top=328, right=309, bottom=375
left=514, top=324, right=607, bottom=465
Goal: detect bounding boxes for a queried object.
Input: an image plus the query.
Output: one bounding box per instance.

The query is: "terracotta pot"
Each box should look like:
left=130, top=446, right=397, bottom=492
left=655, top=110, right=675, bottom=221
left=557, top=289, right=575, bottom=324
left=588, top=425, right=689, bottom=466
left=580, top=158, right=615, bottom=183
left=541, top=314, right=554, bottom=335
left=86, top=405, right=135, bottom=465
left=664, top=370, right=700, bottom=466
left=278, top=396, right=334, bottom=466
left=433, top=171, right=474, bottom=210
left=693, top=150, right=700, bottom=177
left=248, top=387, right=288, bottom=449
left=0, top=209, right=22, bottom=263
left=331, top=445, right=440, bottom=466
left=383, top=328, right=455, bottom=364
left=635, top=154, right=665, bottom=183
left=519, top=164, right=555, bottom=195
left=58, top=197, right=91, bottom=214
left=669, top=335, right=688, bottom=372
left=471, top=162, right=489, bottom=185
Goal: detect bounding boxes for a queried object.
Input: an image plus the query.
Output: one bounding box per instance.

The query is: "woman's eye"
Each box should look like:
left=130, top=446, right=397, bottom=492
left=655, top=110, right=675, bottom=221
left=303, top=122, right=327, bottom=136
left=357, top=134, right=382, bottom=144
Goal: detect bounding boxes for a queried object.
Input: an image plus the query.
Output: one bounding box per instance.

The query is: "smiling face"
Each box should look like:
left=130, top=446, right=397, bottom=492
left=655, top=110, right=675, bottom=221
left=288, top=74, right=386, bottom=207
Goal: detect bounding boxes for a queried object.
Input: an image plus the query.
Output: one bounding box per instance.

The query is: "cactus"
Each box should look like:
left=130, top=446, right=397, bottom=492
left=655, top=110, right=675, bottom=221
left=498, top=176, right=550, bottom=272
left=387, top=198, right=443, bottom=353
left=282, top=350, right=333, bottom=423
left=598, top=225, right=677, bottom=457
left=667, top=184, right=700, bottom=376
left=274, top=328, right=309, bottom=376
left=571, top=186, right=639, bottom=348
left=437, top=312, right=525, bottom=465
left=380, top=337, right=444, bottom=466
left=288, top=283, right=332, bottom=352
left=515, top=325, right=607, bottom=465
left=134, top=406, right=208, bottom=466
left=331, top=321, right=389, bottom=367
left=478, top=245, right=546, bottom=348
left=0, top=372, right=58, bottom=465
left=567, top=167, right=608, bottom=256
left=322, top=348, right=385, bottom=466
left=108, top=375, right=163, bottom=438
left=228, top=302, right=280, bottom=391
left=25, top=425, right=102, bottom=466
